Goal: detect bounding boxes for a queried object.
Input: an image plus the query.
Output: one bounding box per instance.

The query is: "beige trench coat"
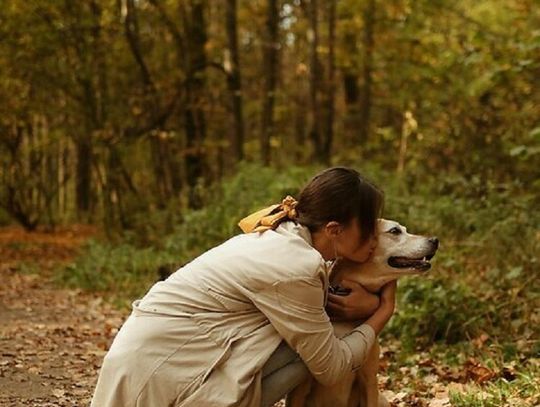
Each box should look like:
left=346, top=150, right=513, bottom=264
left=91, top=221, right=375, bottom=407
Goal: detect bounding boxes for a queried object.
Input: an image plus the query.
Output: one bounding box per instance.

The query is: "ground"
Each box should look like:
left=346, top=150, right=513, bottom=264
left=0, top=226, right=125, bottom=406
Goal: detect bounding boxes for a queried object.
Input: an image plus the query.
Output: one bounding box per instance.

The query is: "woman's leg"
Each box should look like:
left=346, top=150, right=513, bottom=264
left=260, top=341, right=310, bottom=407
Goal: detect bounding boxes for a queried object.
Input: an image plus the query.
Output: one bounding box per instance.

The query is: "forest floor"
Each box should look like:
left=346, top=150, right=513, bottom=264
left=0, top=226, right=536, bottom=407
left=0, top=226, right=125, bottom=406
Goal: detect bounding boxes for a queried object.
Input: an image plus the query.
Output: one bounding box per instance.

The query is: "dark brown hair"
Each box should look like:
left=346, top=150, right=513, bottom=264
left=296, top=167, right=384, bottom=241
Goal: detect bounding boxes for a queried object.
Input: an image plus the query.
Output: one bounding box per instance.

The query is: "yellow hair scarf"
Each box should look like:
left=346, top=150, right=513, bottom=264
left=238, top=195, right=298, bottom=233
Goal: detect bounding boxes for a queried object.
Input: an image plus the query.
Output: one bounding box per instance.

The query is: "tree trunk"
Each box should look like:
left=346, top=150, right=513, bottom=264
left=126, top=0, right=171, bottom=205
left=308, top=0, right=323, bottom=162
left=359, top=0, right=375, bottom=144
left=323, top=0, right=336, bottom=165
left=67, top=1, right=107, bottom=217
left=76, top=135, right=92, bottom=213
left=225, top=0, right=244, bottom=164
left=342, top=25, right=361, bottom=147
left=182, top=0, right=208, bottom=209
left=260, top=0, right=279, bottom=165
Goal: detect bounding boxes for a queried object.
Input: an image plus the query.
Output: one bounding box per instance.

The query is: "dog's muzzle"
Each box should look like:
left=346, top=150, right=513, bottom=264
left=388, top=237, right=438, bottom=271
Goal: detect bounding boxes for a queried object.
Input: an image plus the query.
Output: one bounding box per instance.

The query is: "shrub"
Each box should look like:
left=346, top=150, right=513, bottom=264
left=57, top=163, right=319, bottom=300
left=387, top=276, right=486, bottom=348
left=57, top=239, right=172, bottom=302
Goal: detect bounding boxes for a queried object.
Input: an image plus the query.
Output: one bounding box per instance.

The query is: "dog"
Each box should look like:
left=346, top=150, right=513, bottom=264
left=288, top=218, right=439, bottom=407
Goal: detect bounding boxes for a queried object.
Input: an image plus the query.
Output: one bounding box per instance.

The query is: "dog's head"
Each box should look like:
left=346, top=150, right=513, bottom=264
left=374, top=218, right=438, bottom=274
left=332, top=219, right=438, bottom=291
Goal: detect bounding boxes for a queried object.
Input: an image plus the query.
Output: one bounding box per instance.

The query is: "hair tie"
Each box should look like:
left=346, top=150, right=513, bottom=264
left=238, top=195, right=298, bottom=233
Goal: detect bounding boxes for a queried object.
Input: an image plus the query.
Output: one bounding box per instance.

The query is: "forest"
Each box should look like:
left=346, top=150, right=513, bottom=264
left=0, top=0, right=538, bottom=406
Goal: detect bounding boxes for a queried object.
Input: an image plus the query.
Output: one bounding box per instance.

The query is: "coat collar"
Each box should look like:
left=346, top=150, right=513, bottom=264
left=277, top=221, right=337, bottom=276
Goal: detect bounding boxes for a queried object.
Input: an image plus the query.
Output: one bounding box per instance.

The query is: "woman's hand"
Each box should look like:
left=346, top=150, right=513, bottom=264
left=379, top=280, right=397, bottom=314
left=364, top=281, right=397, bottom=335
left=326, top=280, right=380, bottom=321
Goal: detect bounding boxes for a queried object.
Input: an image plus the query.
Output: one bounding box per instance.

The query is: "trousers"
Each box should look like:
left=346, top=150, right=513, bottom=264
left=260, top=341, right=310, bottom=407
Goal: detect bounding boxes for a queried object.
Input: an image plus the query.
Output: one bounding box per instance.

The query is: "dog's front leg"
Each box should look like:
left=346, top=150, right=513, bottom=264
left=355, top=340, right=382, bottom=407
left=308, top=374, right=356, bottom=407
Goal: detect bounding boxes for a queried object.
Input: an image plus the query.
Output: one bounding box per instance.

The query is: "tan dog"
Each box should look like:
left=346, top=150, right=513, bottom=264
left=288, top=219, right=439, bottom=407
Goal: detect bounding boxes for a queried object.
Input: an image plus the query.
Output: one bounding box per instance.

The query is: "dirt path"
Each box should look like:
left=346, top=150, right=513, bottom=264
left=0, top=226, right=127, bottom=406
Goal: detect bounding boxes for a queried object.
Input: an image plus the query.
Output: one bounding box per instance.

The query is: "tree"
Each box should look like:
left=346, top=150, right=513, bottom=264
left=225, top=0, right=245, bottom=164
left=307, top=0, right=324, bottom=162
left=0, top=0, right=538, bottom=230
left=181, top=0, right=208, bottom=209
left=359, top=0, right=375, bottom=144
left=323, top=0, right=337, bottom=163
left=260, top=0, right=280, bottom=165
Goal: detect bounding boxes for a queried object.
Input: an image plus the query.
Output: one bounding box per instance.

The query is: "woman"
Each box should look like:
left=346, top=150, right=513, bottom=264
left=91, top=167, right=396, bottom=407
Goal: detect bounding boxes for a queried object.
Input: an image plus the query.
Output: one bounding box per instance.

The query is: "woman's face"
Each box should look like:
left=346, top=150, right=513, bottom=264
left=335, top=219, right=377, bottom=263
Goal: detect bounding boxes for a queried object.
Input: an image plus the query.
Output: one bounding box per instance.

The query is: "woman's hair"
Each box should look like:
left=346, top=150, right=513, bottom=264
left=296, top=167, right=384, bottom=241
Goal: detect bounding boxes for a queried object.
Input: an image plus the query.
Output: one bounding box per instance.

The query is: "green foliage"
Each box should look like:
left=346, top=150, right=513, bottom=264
left=57, top=239, right=170, bottom=302
left=160, top=163, right=317, bottom=264
left=379, top=171, right=539, bottom=349
left=388, top=277, right=484, bottom=347
left=2, top=0, right=539, bottom=230
left=57, top=163, right=319, bottom=302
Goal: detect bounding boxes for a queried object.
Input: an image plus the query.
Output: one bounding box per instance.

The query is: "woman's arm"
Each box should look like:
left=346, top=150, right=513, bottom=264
left=326, top=280, right=380, bottom=321
left=362, top=281, right=396, bottom=335
left=247, top=276, right=391, bottom=386
left=326, top=281, right=396, bottom=335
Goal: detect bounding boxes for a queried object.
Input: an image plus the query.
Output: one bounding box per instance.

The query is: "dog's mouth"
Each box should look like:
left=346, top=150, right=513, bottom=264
left=388, top=252, right=435, bottom=271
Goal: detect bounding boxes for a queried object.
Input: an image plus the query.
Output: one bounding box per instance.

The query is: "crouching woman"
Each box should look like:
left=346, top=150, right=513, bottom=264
left=91, top=167, right=395, bottom=407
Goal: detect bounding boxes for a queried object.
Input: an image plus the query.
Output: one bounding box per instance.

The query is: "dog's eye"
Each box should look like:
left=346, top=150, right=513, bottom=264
left=388, top=227, right=402, bottom=235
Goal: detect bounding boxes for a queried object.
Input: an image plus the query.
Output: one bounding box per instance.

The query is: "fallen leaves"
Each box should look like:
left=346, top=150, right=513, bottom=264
left=464, top=358, right=497, bottom=384
left=52, top=388, right=65, bottom=398
left=0, top=277, right=126, bottom=405
left=0, top=226, right=125, bottom=406
left=376, top=339, right=535, bottom=407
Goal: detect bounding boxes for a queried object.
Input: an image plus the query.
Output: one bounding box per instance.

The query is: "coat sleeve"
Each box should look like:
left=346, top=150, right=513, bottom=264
left=247, top=276, right=376, bottom=386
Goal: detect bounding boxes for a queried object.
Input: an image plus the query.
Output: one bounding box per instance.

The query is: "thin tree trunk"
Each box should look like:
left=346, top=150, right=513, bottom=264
left=126, top=0, right=171, bottom=204
left=182, top=0, right=208, bottom=209
left=76, top=135, right=92, bottom=213
left=359, top=0, right=375, bottom=144
left=225, top=0, right=244, bottom=163
left=125, top=0, right=155, bottom=92
left=308, top=0, right=323, bottom=162
left=342, top=25, right=361, bottom=147
left=323, top=0, right=336, bottom=164
left=260, top=0, right=279, bottom=165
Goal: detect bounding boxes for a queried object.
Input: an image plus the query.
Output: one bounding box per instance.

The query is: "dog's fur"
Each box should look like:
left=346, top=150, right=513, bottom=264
left=288, top=219, right=439, bottom=407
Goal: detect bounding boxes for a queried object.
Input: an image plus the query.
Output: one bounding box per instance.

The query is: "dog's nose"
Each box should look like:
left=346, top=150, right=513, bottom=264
left=429, top=237, right=439, bottom=249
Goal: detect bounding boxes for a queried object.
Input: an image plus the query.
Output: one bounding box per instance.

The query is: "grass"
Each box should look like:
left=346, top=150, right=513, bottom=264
left=450, top=359, right=540, bottom=406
